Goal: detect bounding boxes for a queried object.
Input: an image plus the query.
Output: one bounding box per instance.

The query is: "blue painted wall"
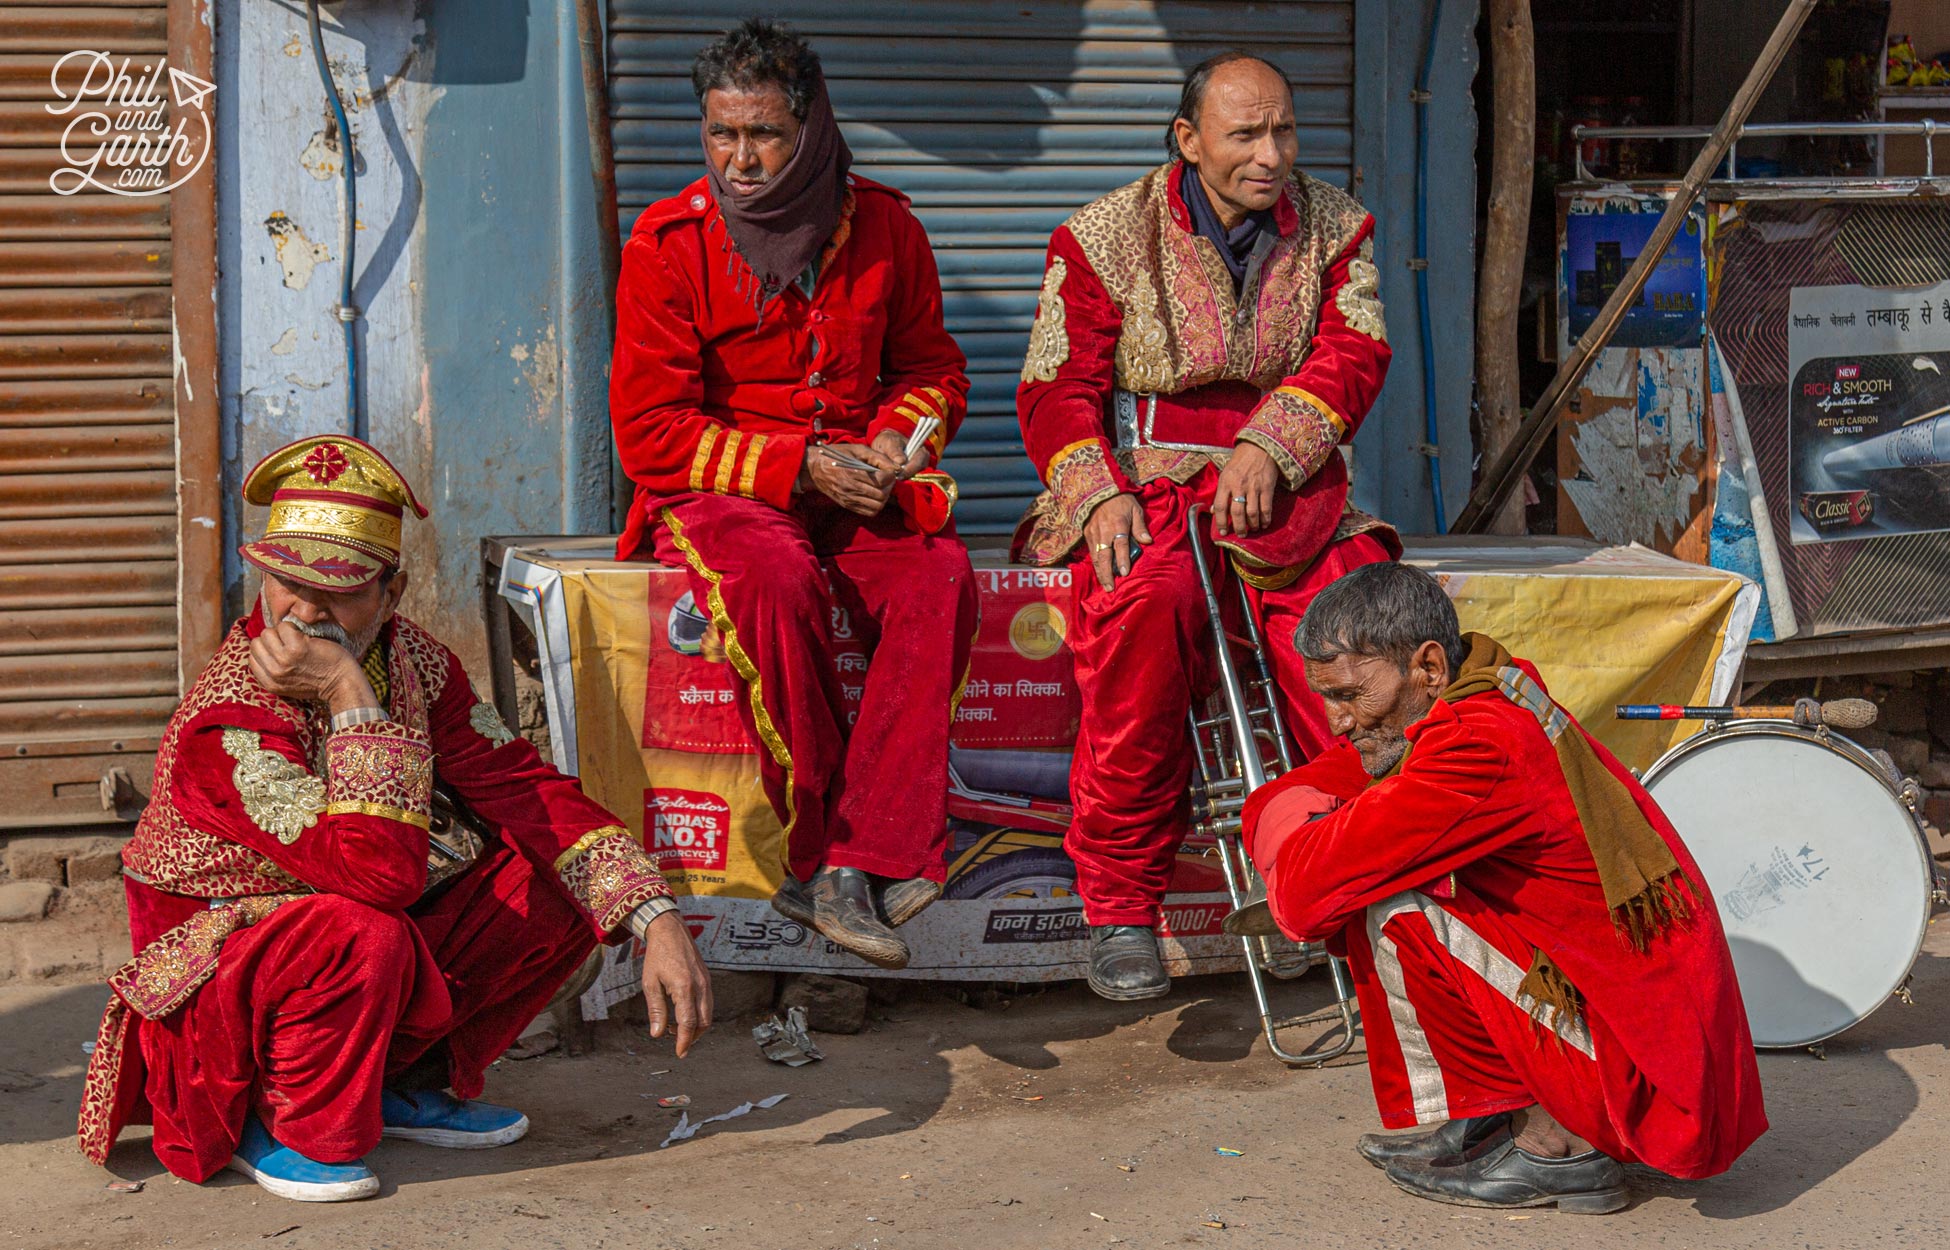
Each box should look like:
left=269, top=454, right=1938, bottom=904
left=215, top=0, right=1477, bottom=666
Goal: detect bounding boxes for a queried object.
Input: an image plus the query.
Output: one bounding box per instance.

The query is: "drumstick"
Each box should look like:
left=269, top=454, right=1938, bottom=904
left=1615, top=698, right=1877, bottom=730
left=817, top=445, right=882, bottom=475
left=901, top=416, right=941, bottom=465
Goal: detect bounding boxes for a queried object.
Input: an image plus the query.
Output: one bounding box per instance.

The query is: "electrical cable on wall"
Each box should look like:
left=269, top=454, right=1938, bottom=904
left=1413, top=0, right=1447, bottom=532
left=308, top=0, right=362, bottom=438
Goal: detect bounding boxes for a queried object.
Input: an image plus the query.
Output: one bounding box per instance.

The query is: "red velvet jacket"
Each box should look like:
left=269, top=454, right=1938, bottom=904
left=1242, top=664, right=1768, bottom=1179
left=1013, top=162, right=1392, bottom=571
left=610, top=173, right=968, bottom=557
left=80, top=613, right=672, bottom=1166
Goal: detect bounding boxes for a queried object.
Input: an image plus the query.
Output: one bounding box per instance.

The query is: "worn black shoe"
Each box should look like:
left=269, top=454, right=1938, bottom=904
left=770, top=873, right=815, bottom=927
left=875, top=876, right=942, bottom=928
left=808, top=867, right=911, bottom=970
left=1356, top=1113, right=1512, bottom=1169
left=1086, top=924, right=1170, bottom=1001
left=1384, top=1134, right=1628, bottom=1214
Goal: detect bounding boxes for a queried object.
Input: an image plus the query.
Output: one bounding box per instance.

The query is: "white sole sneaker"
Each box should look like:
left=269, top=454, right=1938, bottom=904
left=224, top=1155, right=380, bottom=1202
left=380, top=1114, right=529, bottom=1150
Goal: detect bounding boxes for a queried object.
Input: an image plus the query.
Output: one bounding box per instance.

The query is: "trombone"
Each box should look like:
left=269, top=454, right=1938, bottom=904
left=1184, top=505, right=1359, bottom=1067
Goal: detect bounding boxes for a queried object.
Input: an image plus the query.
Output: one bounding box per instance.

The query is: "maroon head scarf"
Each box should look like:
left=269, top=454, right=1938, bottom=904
left=704, top=77, right=853, bottom=310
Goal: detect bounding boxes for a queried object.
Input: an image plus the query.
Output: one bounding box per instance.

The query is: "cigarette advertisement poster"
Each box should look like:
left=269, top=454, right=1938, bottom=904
left=1788, top=281, right=1950, bottom=545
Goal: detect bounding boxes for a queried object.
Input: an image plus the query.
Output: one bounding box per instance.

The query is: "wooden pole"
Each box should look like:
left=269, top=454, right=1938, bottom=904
left=1474, top=0, right=1535, bottom=535
left=1453, top=0, right=1819, bottom=534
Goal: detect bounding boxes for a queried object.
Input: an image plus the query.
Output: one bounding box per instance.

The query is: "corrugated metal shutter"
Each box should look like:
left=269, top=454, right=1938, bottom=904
left=0, top=4, right=178, bottom=824
left=608, top=0, right=1355, bottom=533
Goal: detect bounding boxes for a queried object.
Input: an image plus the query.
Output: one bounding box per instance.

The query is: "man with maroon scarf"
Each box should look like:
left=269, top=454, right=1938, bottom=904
left=1014, top=51, right=1398, bottom=999
left=610, top=19, right=976, bottom=970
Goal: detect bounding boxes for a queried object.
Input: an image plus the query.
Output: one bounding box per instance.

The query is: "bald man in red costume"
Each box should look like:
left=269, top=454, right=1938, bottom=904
left=1014, top=51, right=1397, bottom=999
left=610, top=20, right=976, bottom=971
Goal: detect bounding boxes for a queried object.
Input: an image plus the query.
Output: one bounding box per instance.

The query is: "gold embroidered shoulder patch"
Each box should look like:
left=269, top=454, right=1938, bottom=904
left=470, top=699, right=517, bottom=747
left=1336, top=239, right=1387, bottom=342
left=1021, top=257, right=1070, bottom=383
left=222, top=727, right=326, bottom=845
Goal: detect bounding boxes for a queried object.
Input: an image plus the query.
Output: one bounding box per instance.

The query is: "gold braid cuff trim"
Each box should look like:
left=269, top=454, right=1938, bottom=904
left=689, top=426, right=722, bottom=492
left=222, top=728, right=325, bottom=846
left=661, top=508, right=799, bottom=848
left=1239, top=387, right=1345, bottom=491
left=1016, top=440, right=1121, bottom=567
left=553, top=826, right=674, bottom=934
left=325, top=800, right=432, bottom=829
left=326, top=724, right=434, bottom=824
left=79, top=892, right=306, bottom=1164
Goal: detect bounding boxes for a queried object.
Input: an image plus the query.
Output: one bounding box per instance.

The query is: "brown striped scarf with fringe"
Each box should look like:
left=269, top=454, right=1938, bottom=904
left=1442, top=633, right=1694, bottom=1034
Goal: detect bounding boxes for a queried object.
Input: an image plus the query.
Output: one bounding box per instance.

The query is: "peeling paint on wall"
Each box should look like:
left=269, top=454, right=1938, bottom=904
left=263, top=211, right=329, bottom=290
left=1561, top=347, right=1709, bottom=551
left=270, top=327, right=298, bottom=355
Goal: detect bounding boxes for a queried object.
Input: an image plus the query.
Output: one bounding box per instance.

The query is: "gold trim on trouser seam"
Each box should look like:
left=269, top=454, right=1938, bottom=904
left=661, top=508, right=798, bottom=856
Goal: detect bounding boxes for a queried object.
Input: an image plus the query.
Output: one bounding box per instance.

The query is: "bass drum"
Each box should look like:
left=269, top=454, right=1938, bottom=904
left=1641, top=722, right=1936, bottom=1048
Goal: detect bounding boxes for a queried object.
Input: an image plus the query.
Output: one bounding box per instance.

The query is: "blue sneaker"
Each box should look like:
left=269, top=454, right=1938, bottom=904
left=224, top=1114, right=379, bottom=1202
left=380, top=1088, right=530, bottom=1149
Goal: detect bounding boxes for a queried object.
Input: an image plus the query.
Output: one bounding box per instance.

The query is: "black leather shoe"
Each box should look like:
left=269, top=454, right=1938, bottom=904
left=771, top=874, right=815, bottom=926
left=1356, top=1113, right=1511, bottom=1169
left=875, top=876, right=942, bottom=928
left=808, top=867, right=910, bottom=970
left=1086, top=925, right=1170, bottom=1001
left=1384, top=1134, right=1628, bottom=1214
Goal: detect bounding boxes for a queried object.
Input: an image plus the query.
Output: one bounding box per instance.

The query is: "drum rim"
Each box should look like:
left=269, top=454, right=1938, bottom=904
left=1640, top=718, right=1934, bottom=1049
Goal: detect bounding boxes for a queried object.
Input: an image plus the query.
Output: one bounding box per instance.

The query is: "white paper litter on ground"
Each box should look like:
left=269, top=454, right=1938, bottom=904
left=659, top=1093, right=790, bottom=1149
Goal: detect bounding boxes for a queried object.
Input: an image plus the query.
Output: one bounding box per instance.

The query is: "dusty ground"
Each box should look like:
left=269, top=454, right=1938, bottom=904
left=3, top=920, right=1946, bottom=1250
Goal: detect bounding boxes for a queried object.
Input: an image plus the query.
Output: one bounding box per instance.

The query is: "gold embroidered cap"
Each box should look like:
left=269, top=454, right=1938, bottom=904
left=239, top=435, right=429, bottom=593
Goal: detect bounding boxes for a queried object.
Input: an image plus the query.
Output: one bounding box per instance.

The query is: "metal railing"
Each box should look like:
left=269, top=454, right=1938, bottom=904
left=1571, top=120, right=1941, bottom=181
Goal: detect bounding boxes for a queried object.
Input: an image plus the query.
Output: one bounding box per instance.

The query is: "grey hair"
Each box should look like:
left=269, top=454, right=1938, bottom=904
left=1295, top=562, right=1467, bottom=677
left=1166, top=50, right=1294, bottom=161
left=691, top=17, right=824, bottom=121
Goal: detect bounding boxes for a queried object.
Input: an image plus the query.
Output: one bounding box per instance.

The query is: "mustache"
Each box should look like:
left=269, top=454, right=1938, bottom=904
left=279, top=614, right=354, bottom=650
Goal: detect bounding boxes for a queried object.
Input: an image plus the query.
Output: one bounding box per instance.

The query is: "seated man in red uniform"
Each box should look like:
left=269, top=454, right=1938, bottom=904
left=1014, top=51, right=1398, bottom=999
left=1242, top=563, right=1767, bottom=1213
left=77, top=436, right=712, bottom=1203
left=611, top=19, right=977, bottom=970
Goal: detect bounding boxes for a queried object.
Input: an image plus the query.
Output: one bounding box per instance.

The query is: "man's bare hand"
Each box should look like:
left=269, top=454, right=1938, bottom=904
left=804, top=442, right=898, bottom=516
left=1081, top=493, right=1153, bottom=593
left=1212, top=441, right=1281, bottom=537
left=248, top=622, right=375, bottom=715
left=640, top=909, right=714, bottom=1058
left=871, top=428, right=929, bottom=481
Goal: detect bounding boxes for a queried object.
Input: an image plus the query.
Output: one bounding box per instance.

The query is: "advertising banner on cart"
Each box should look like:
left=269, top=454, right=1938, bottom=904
left=495, top=540, right=1755, bottom=1014
left=1787, top=281, right=1950, bottom=545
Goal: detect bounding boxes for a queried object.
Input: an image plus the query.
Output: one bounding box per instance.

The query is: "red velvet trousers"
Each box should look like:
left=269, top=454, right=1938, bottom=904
left=649, top=491, right=978, bottom=883
left=1066, top=476, right=1392, bottom=926
left=131, top=846, right=593, bottom=1181
left=1348, top=888, right=1635, bottom=1154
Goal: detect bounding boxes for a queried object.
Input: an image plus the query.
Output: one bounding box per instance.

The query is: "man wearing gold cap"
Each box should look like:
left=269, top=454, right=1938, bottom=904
left=77, top=436, right=713, bottom=1203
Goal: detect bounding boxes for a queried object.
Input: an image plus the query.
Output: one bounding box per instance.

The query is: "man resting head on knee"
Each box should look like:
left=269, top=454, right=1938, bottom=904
left=1241, top=562, right=1767, bottom=1214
